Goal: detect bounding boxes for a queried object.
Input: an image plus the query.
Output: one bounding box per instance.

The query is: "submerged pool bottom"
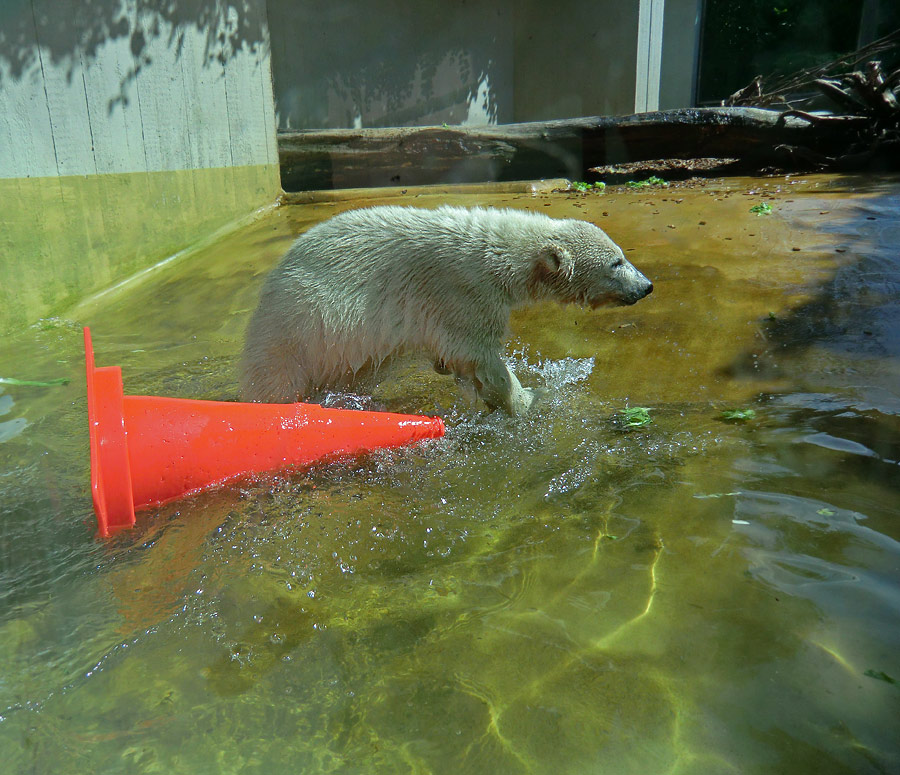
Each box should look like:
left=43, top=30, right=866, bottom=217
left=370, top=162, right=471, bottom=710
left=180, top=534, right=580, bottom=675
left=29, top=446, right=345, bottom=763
left=0, top=175, right=898, bottom=774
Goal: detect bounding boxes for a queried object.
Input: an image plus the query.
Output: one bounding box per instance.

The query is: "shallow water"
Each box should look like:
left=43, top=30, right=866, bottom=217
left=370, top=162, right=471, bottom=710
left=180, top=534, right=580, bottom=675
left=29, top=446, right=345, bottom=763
left=1, top=176, right=899, bottom=774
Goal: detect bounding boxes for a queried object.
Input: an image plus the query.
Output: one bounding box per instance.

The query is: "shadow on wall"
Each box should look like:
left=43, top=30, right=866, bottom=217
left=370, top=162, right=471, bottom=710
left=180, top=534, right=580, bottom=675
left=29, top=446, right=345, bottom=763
left=267, top=0, right=512, bottom=130
left=0, top=0, right=268, bottom=116
left=0, top=0, right=278, bottom=179
left=0, top=1, right=279, bottom=333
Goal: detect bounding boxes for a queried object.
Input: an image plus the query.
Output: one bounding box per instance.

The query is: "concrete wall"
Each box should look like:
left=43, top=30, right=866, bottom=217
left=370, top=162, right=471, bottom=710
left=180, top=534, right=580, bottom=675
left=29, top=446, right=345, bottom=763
left=267, top=0, right=700, bottom=132
left=267, top=0, right=516, bottom=130
left=513, top=1, right=640, bottom=121
left=659, top=0, right=702, bottom=110
left=0, top=0, right=280, bottom=333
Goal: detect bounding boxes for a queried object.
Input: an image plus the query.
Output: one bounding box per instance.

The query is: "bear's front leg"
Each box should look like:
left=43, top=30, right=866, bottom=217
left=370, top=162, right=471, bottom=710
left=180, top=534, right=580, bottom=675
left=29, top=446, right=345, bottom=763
left=474, top=353, right=538, bottom=416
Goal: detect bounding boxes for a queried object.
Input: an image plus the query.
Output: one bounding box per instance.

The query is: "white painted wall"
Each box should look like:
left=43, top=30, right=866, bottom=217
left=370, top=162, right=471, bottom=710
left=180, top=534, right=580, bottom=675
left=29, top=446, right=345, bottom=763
left=0, top=0, right=277, bottom=179
left=635, top=0, right=666, bottom=113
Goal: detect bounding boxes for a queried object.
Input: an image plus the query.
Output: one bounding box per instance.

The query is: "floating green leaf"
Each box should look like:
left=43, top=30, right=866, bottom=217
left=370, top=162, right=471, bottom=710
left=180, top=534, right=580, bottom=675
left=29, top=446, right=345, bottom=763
left=721, top=408, right=756, bottom=422
left=622, top=407, right=652, bottom=427
left=750, top=203, right=773, bottom=216
left=816, top=507, right=836, bottom=516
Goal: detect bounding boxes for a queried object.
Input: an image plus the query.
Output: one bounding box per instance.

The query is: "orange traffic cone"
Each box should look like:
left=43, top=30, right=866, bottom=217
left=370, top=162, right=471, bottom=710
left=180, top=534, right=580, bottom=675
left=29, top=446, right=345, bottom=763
left=84, top=327, right=444, bottom=537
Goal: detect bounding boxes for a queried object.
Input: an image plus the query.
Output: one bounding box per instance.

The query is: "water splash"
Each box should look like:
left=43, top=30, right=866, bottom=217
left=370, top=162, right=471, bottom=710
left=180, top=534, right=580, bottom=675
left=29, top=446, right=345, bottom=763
left=509, top=349, right=595, bottom=391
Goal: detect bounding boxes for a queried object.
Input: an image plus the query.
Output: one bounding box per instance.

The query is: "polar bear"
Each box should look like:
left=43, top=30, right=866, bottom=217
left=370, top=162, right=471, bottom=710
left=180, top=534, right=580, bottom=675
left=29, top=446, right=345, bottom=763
left=241, top=205, right=652, bottom=415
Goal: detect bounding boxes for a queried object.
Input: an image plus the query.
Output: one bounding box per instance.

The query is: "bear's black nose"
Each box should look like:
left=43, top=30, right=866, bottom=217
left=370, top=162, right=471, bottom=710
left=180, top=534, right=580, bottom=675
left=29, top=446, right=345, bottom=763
left=645, top=282, right=653, bottom=296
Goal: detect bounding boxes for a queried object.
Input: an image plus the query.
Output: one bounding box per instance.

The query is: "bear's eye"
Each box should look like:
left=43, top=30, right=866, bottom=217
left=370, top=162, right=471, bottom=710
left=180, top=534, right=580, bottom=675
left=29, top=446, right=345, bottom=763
left=612, top=257, right=624, bottom=268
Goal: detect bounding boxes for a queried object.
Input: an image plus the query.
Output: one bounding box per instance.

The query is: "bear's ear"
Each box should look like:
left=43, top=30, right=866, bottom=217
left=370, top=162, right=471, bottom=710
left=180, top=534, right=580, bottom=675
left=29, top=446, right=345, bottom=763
left=537, top=243, right=575, bottom=281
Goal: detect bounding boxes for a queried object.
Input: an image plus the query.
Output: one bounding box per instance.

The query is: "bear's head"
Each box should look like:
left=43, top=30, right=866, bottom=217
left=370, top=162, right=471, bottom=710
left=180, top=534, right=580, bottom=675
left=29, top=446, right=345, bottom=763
left=531, top=219, right=652, bottom=308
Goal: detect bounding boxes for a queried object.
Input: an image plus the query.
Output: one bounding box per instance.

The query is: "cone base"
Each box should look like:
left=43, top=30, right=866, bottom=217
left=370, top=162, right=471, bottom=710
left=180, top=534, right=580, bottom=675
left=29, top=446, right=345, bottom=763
left=85, top=328, right=136, bottom=537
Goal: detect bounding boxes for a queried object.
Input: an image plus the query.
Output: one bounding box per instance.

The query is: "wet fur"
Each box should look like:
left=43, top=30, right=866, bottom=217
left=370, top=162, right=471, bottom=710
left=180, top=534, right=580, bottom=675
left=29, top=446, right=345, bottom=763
left=241, top=205, right=652, bottom=414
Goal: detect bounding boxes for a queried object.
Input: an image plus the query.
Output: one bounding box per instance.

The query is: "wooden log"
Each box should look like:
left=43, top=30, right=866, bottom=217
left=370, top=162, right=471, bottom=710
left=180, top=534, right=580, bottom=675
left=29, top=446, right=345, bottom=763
left=280, top=178, right=570, bottom=205
left=277, top=107, right=862, bottom=191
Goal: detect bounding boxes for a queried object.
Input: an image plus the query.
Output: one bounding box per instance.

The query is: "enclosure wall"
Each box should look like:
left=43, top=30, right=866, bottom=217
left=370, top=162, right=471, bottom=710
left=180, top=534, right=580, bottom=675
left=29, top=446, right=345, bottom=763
left=266, top=0, right=701, bottom=132
left=0, top=0, right=280, bottom=333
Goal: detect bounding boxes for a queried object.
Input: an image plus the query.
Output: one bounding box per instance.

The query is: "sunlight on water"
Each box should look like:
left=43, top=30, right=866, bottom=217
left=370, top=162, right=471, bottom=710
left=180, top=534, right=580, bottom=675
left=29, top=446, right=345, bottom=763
left=1, top=176, right=899, bottom=774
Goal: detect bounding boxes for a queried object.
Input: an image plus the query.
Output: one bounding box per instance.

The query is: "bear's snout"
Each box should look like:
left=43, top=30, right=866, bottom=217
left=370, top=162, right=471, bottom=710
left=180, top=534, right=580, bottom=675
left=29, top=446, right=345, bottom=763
left=614, top=277, right=651, bottom=306
left=620, top=273, right=653, bottom=305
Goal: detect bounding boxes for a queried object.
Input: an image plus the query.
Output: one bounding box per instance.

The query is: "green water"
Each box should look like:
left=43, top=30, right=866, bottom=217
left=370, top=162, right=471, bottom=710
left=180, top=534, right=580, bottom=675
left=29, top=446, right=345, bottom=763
left=0, top=166, right=279, bottom=335
left=1, top=177, right=898, bottom=773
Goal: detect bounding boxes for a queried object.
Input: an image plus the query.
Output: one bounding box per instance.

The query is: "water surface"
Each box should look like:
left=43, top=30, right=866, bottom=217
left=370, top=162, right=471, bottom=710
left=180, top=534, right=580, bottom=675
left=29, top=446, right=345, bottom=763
left=1, top=176, right=898, bottom=773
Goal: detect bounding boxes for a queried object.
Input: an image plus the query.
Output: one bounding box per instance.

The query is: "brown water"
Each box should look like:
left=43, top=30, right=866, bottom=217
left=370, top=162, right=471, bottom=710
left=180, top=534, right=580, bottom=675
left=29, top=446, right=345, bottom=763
left=1, top=176, right=898, bottom=774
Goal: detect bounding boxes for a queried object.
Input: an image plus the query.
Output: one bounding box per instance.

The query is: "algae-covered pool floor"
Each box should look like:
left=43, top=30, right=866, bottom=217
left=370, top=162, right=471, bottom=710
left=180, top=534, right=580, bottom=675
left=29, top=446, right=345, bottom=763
left=1, top=176, right=899, bottom=773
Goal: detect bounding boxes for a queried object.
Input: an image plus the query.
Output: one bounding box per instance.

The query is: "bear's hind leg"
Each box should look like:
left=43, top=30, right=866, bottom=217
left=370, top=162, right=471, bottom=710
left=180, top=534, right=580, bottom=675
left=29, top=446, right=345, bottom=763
left=241, top=363, right=304, bottom=403
left=240, top=338, right=311, bottom=403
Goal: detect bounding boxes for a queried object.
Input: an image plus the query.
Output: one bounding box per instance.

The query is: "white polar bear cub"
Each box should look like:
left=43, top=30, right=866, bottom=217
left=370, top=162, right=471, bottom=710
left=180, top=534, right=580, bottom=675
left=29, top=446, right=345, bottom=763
left=241, top=205, right=652, bottom=415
